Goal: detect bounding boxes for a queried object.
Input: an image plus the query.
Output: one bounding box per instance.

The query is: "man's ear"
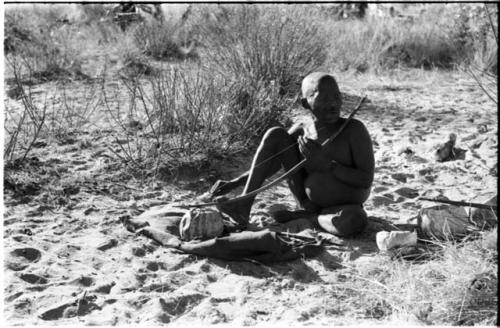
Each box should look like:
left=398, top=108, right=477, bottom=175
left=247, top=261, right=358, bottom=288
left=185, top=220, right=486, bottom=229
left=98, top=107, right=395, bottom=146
left=300, top=98, right=310, bottom=109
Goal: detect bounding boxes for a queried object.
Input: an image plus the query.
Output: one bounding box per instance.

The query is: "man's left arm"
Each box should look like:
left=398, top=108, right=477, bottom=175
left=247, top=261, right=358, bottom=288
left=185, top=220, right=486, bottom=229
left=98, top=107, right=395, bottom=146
left=329, top=121, right=374, bottom=189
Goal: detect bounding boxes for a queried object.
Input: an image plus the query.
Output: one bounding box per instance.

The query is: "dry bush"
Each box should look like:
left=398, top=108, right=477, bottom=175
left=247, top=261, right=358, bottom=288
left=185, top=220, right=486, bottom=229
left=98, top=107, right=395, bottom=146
left=45, top=82, right=101, bottom=142
left=132, top=20, right=197, bottom=61
left=4, top=58, right=102, bottom=166
left=323, top=14, right=460, bottom=72
left=321, top=18, right=394, bottom=72
left=322, top=3, right=497, bottom=72
left=4, top=61, right=47, bottom=166
left=120, top=49, right=156, bottom=77
left=462, top=4, right=498, bottom=105
left=78, top=3, right=111, bottom=23
left=447, top=3, right=498, bottom=73
left=102, top=63, right=289, bottom=178
left=192, top=4, right=327, bottom=95
left=4, top=8, right=88, bottom=83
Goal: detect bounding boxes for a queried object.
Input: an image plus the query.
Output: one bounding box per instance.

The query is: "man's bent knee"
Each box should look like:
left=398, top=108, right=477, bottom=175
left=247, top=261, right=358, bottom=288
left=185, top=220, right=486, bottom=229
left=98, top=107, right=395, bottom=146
left=262, top=126, right=291, bottom=143
left=316, top=204, right=367, bottom=237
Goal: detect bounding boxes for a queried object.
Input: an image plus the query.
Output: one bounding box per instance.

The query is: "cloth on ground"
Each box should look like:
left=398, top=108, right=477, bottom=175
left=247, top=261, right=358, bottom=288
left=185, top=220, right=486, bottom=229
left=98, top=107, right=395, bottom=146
left=138, top=227, right=325, bottom=263
left=125, top=204, right=335, bottom=263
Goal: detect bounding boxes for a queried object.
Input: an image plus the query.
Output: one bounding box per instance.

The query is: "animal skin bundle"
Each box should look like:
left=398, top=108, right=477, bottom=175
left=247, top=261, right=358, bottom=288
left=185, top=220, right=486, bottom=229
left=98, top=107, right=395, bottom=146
left=179, top=208, right=225, bottom=241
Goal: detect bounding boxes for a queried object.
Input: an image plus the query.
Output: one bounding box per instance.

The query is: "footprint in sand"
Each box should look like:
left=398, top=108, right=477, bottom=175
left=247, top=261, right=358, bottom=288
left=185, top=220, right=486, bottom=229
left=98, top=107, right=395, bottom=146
left=96, top=238, right=118, bottom=251
left=146, top=261, right=160, bottom=271
left=371, top=195, right=396, bottom=206
left=372, top=186, right=389, bottom=193
left=158, top=293, right=206, bottom=317
left=132, top=246, right=147, bottom=257
left=395, top=187, right=419, bottom=199
left=11, top=234, right=32, bottom=243
left=391, top=173, right=415, bottom=183
left=93, top=281, right=116, bottom=294
left=68, top=275, right=95, bottom=287
left=19, top=273, right=49, bottom=284
left=6, top=247, right=42, bottom=271
left=38, top=293, right=100, bottom=320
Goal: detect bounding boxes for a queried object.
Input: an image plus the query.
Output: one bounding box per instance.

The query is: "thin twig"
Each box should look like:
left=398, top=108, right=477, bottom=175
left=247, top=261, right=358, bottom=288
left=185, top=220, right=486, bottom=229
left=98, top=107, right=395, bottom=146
left=484, top=4, right=498, bottom=45
left=467, top=67, right=497, bottom=104
left=419, top=197, right=497, bottom=211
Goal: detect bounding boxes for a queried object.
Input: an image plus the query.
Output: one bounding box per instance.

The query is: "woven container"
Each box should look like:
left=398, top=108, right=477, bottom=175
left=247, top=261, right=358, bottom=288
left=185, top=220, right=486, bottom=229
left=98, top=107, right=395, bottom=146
left=179, top=208, right=224, bottom=241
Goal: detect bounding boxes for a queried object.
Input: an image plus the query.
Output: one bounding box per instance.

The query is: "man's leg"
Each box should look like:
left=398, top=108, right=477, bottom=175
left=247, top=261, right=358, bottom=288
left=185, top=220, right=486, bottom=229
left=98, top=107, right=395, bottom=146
left=209, top=172, right=249, bottom=197
left=216, top=127, right=310, bottom=226
left=315, top=204, right=367, bottom=237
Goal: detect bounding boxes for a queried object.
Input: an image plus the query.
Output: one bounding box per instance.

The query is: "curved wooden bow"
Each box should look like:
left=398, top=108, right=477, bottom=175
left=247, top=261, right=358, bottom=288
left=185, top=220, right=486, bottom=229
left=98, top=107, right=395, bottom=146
left=182, top=95, right=367, bottom=209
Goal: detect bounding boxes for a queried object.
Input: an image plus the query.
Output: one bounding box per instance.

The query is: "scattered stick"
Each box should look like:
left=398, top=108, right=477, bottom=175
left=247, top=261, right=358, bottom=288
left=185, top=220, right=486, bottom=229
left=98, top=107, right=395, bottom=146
left=419, top=197, right=497, bottom=211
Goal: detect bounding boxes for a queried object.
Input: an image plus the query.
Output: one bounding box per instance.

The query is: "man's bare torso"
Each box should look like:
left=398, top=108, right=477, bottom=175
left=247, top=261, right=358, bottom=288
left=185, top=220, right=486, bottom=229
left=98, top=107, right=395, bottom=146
left=289, top=117, right=374, bottom=207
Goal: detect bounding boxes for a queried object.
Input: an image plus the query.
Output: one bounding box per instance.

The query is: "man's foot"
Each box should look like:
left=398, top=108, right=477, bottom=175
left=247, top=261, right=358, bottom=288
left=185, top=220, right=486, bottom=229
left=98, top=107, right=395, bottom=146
left=299, top=199, right=321, bottom=213
left=273, top=210, right=317, bottom=223
left=214, top=196, right=251, bottom=228
left=209, top=180, right=237, bottom=198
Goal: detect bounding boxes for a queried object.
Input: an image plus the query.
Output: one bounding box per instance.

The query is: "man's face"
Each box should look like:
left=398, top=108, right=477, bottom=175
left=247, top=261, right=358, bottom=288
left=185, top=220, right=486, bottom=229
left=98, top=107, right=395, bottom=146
left=301, top=73, right=341, bottom=123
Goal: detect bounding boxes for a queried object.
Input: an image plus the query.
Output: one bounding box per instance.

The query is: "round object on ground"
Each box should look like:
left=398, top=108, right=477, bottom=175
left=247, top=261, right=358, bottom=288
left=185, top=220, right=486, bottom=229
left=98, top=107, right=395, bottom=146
left=376, top=230, right=417, bottom=251
left=179, top=208, right=224, bottom=241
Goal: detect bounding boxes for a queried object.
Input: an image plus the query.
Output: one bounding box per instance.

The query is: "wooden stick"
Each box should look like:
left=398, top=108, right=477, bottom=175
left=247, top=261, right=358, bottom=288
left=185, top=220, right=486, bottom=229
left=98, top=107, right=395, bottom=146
left=419, top=197, right=497, bottom=211
left=182, top=95, right=367, bottom=209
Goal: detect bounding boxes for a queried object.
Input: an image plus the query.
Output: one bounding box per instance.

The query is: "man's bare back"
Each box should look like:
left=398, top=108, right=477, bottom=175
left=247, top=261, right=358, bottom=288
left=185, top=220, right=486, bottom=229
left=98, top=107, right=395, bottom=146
left=210, top=72, right=375, bottom=236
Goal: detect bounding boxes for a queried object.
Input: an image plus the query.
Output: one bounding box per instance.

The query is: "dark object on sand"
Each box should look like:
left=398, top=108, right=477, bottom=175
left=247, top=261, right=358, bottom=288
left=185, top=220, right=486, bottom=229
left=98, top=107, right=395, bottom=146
left=138, top=228, right=326, bottom=264
left=434, top=133, right=467, bottom=162
left=418, top=195, right=497, bottom=240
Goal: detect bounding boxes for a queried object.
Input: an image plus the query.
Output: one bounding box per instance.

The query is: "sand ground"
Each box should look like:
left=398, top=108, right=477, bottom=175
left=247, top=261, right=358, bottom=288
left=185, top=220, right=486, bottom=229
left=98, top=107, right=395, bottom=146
left=3, top=67, right=497, bottom=325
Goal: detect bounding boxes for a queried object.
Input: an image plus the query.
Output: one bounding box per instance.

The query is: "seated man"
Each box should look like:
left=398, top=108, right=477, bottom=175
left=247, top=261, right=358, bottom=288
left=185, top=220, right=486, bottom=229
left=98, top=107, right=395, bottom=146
left=211, top=72, right=375, bottom=237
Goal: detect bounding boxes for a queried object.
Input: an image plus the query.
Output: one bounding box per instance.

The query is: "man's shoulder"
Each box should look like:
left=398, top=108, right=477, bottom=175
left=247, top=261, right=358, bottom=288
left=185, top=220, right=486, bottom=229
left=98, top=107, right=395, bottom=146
left=346, top=118, right=368, bottom=131
left=344, top=118, right=370, bottom=139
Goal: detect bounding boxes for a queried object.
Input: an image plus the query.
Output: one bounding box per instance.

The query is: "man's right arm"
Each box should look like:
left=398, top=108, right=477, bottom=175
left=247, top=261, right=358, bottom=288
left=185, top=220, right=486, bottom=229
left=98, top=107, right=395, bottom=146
left=287, top=122, right=305, bottom=140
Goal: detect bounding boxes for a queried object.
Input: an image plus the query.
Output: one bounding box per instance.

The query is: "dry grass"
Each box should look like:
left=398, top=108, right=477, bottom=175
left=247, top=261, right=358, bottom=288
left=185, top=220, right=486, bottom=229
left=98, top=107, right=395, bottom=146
left=132, top=20, right=197, bottom=61
left=5, top=9, right=87, bottom=83
left=3, top=68, right=47, bottom=165
left=193, top=4, right=327, bottom=95
left=320, top=230, right=497, bottom=324
left=101, top=63, right=289, bottom=179
left=322, top=3, right=497, bottom=73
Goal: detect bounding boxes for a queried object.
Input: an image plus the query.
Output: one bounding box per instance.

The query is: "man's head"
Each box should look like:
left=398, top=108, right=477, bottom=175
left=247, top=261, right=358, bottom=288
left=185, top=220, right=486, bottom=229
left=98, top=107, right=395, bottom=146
left=301, top=72, right=342, bottom=123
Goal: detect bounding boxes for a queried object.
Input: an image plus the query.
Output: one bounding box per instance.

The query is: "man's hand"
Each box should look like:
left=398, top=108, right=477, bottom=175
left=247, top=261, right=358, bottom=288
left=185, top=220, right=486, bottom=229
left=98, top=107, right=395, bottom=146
left=297, top=136, right=330, bottom=172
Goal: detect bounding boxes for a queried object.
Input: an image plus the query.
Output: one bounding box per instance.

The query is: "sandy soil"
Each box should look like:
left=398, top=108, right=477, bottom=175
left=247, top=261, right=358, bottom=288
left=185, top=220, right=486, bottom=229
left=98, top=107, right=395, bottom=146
left=3, top=68, right=497, bottom=325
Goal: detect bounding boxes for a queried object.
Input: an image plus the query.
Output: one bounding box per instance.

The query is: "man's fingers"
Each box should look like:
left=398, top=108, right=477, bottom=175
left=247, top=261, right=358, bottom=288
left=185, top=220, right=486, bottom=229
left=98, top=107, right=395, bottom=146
left=209, top=180, right=227, bottom=196
left=298, top=137, right=308, bottom=157
left=305, top=137, right=321, bottom=149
